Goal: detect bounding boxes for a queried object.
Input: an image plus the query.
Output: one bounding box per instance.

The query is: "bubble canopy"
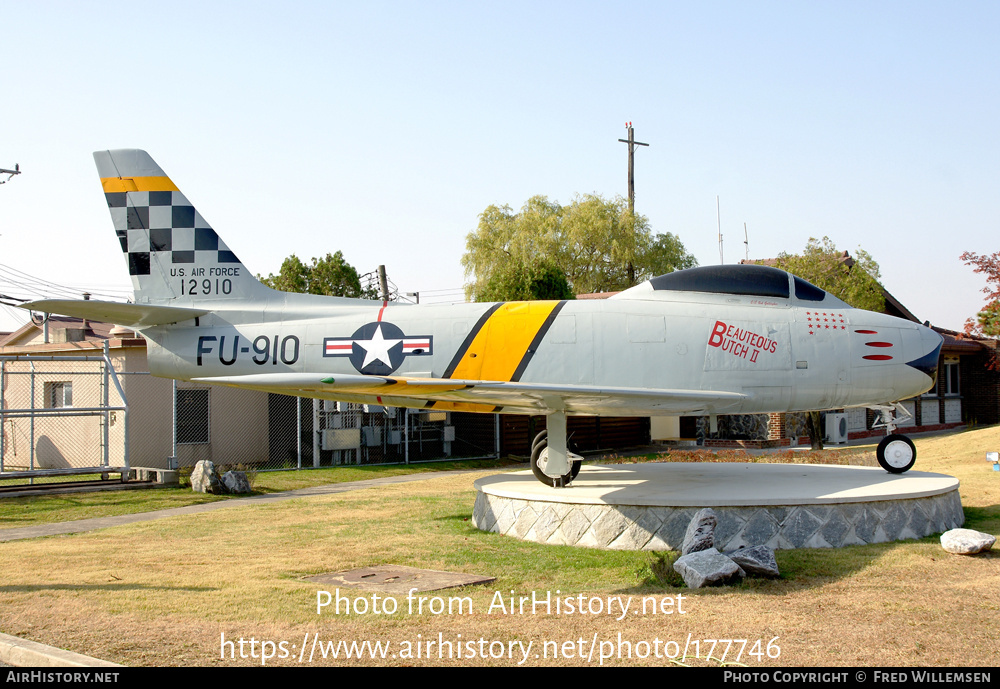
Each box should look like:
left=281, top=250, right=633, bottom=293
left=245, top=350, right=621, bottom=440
left=647, top=265, right=834, bottom=304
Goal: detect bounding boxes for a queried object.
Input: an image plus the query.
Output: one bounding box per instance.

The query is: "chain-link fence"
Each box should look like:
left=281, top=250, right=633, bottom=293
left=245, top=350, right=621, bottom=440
left=168, top=387, right=501, bottom=471
left=0, top=351, right=130, bottom=484
left=174, top=393, right=499, bottom=470
left=1, top=351, right=500, bottom=483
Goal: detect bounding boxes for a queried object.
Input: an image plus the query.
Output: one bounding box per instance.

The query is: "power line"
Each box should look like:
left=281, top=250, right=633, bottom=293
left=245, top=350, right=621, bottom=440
left=415, top=288, right=468, bottom=304
left=0, top=263, right=132, bottom=303
left=417, top=287, right=467, bottom=295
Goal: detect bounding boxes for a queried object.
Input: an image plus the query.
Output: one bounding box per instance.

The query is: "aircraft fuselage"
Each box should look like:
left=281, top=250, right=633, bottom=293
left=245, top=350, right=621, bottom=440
left=146, top=285, right=940, bottom=418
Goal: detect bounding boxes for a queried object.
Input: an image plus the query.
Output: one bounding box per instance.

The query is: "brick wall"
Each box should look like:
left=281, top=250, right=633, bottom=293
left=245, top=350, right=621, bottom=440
left=960, top=344, right=1000, bottom=426
left=499, top=415, right=651, bottom=456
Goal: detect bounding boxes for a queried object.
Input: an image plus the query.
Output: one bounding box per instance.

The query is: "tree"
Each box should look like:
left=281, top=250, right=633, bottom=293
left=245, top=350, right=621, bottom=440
left=772, top=237, right=885, bottom=312
left=526, top=262, right=575, bottom=300
left=960, top=250, right=1000, bottom=338
left=643, top=232, right=699, bottom=276
left=260, top=251, right=375, bottom=298
left=477, top=261, right=575, bottom=302
left=260, top=254, right=309, bottom=293
left=462, top=193, right=696, bottom=301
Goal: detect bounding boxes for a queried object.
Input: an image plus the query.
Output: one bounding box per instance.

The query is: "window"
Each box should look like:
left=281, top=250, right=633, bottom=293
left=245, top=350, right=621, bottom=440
left=175, top=388, right=210, bottom=444
left=944, top=357, right=960, bottom=397
left=44, top=382, right=73, bottom=408
left=793, top=276, right=826, bottom=302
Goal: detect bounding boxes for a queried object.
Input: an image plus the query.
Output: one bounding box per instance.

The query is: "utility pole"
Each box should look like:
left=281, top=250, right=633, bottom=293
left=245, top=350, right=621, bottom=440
left=617, top=122, right=648, bottom=215
left=618, top=122, right=649, bottom=284
left=377, top=265, right=390, bottom=302
left=0, top=163, right=20, bottom=185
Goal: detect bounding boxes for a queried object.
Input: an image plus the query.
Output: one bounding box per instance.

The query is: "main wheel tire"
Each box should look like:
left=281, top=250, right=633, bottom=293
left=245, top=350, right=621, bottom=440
left=530, top=438, right=582, bottom=487
left=531, top=429, right=548, bottom=454
left=877, top=434, right=916, bottom=473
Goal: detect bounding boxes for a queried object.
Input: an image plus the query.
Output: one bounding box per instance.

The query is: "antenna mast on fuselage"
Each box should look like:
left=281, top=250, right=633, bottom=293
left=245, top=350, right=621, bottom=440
left=717, top=196, right=723, bottom=264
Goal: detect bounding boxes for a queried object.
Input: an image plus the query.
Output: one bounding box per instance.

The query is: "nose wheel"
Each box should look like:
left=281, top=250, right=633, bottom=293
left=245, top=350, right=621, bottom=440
left=876, top=434, right=916, bottom=473
left=870, top=404, right=917, bottom=473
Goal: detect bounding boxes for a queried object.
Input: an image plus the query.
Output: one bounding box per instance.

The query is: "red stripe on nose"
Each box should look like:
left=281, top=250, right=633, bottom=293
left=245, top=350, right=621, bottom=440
left=863, top=354, right=893, bottom=361
left=864, top=342, right=893, bottom=348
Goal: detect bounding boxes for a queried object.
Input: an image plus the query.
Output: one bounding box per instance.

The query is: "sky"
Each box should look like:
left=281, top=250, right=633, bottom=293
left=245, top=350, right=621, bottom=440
left=1, top=1, right=997, bottom=334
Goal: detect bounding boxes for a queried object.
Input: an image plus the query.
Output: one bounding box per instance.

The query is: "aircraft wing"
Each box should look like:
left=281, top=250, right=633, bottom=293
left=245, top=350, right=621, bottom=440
left=400, top=378, right=748, bottom=414
left=20, top=299, right=209, bottom=327
left=190, top=372, right=748, bottom=415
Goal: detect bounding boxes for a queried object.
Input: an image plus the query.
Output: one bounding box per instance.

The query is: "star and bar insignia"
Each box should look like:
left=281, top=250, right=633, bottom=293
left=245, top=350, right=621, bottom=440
left=323, top=322, right=432, bottom=375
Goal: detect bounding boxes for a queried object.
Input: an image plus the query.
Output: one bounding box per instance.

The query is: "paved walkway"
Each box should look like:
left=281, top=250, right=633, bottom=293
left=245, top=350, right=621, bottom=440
left=0, top=471, right=478, bottom=543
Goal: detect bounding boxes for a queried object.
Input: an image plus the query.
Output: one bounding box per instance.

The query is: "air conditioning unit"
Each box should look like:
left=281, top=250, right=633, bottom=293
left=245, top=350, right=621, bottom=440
left=826, top=413, right=849, bottom=445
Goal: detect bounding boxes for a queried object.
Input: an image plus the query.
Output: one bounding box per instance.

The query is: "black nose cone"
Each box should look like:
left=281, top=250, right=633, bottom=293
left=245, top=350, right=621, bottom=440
left=906, top=338, right=943, bottom=386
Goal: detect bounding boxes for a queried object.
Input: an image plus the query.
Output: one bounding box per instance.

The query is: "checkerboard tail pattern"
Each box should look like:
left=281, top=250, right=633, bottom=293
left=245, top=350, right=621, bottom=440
left=94, top=149, right=268, bottom=302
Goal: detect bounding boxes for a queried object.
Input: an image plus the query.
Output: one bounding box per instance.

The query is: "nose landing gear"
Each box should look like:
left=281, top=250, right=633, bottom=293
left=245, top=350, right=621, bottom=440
left=870, top=404, right=917, bottom=473
left=876, top=434, right=916, bottom=473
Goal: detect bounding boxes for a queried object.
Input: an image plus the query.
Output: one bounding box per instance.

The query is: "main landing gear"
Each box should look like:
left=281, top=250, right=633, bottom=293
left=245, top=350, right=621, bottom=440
left=530, top=412, right=583, bottom=487
left=870, top=404, right=917, bottom=474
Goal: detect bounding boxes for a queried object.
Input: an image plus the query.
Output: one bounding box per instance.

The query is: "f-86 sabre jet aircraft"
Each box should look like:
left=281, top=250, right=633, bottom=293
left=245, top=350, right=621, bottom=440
left=24, top=150, right=943, bottom=486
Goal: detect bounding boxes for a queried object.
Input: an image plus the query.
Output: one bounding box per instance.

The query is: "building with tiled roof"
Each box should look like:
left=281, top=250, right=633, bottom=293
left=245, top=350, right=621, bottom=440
left=0, top=316, right=276, bottom=474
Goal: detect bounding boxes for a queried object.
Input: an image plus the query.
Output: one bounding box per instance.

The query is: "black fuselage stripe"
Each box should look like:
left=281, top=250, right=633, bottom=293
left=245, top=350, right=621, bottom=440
left=442, top=302, right=502, bottom=378
left=510, top=300, right=568, bottom=382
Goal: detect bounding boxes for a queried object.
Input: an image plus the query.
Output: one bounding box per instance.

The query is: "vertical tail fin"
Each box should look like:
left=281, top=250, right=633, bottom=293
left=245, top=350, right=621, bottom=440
left=94, top=149, right=273, bottom=305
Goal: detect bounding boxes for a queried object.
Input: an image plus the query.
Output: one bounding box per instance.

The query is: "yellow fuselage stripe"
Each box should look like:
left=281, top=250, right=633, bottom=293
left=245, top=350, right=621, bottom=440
left=448, top=301, right=561, bottom=382
left=101, top=176, right=180, bottom=193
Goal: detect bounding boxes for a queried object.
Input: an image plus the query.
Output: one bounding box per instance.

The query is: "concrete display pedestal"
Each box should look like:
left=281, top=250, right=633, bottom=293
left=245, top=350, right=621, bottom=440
left=472, top=463, right=964, bottom=551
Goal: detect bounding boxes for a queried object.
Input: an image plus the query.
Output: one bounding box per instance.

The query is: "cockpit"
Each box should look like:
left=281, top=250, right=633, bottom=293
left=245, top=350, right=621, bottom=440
left=616, top=265, right=848, bottom=306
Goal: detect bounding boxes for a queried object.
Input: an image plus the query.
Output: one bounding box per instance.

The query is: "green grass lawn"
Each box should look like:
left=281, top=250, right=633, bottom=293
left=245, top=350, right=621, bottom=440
left=0, top=429, right=996, bottom=666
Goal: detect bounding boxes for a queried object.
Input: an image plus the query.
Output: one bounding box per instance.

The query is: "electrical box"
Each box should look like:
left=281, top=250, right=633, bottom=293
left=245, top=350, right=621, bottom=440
left=413, top=411, right=447, bottom=422
left=362, top=426, right=383, bottom=447
left=322, top=428, right=361, bottom=451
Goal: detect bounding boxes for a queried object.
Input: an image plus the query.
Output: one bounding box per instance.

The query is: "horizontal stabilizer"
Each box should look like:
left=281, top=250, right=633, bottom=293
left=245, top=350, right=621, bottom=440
left=20, top=299, right=209, bottom=327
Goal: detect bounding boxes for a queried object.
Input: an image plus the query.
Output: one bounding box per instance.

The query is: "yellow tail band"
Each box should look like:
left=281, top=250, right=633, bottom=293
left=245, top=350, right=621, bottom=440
left=101, top=176, right=180, bottom=193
